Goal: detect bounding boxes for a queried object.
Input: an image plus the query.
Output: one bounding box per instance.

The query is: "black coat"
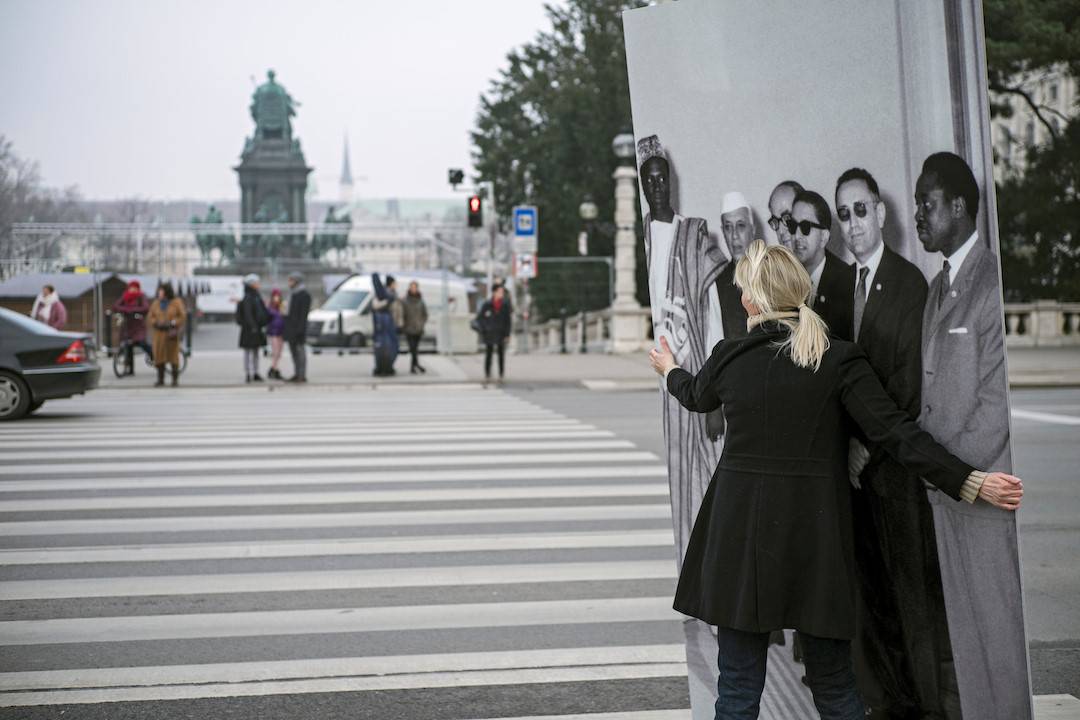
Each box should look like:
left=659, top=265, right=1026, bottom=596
left=476, top=298, right=512, bottom=345
left=856, top=245, right=929, bottom=499
left=284, top=287, right=312, bottom=343
left=814, top=250, right=856, bottom=342
left=715, top=262, right=748, bottom=340
left=666, top=323, right=972, bottom=640
left=236, top=287, right=269, bottom=349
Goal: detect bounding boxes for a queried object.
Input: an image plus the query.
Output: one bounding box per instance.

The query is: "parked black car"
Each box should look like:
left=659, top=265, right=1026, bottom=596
left=0, top=306, right=101, bottom=420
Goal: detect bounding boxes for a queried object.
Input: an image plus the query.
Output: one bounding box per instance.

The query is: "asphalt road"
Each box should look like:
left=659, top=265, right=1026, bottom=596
left=0, top=384, right=1076, bottom=719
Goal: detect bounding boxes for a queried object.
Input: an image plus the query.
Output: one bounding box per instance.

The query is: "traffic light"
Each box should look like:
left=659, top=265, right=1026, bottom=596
left=448, top=168, right=465, bottom=187
left=467, top=195, right=483, bottom=228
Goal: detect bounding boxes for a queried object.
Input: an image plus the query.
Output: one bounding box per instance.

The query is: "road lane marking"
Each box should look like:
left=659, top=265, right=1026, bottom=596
left=0, top=503, right=671, bottom=536
left=0, top=428, right=613, bottom=450
left=0, top=596, right=681, bottom=645
left=0, top=529, right=676, bottom=565
left=0, top=483, right=670, bottom=512
left=0, top=560, right=677, bottom=600
left=0, top=464, right=667, bottom=493
left=1011, top=408, right=1080, bottom=426
left=0, top=450, right=659, bottom=477
left=0, top=644, right=686, bottom=691
left=0, top=663, right=689, bottom=707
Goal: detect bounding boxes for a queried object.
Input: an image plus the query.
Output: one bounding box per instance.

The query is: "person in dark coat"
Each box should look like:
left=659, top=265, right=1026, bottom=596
left=475, top=283, right=512, bottom=383
left=402, top=280, right=429, bottom=374
left=283, top=272, right=311, bottom=383
left=236, top=273, right=269, bottom=383
left=112, top=280, right=152, bottom=374
left=370, top=273, right=400, bottom=376
left=649, top=241, right=1022, bottom=720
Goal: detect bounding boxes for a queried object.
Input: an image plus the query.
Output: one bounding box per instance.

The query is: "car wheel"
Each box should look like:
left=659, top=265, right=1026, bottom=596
left=0, top=371, right=31, bottom=421
left=348, top=333, right=364, bottom=348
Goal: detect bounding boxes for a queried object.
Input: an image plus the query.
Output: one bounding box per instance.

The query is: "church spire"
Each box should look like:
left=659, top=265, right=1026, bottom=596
left=339, top=133, right=354, bottom=203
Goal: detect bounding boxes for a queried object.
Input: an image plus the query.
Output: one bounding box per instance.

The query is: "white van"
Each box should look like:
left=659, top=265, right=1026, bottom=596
left=307, top=272, right=476, bottom=353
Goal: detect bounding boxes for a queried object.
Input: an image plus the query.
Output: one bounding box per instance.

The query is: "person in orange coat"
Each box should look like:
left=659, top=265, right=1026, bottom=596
left=147, top=282, right=186, bottom=387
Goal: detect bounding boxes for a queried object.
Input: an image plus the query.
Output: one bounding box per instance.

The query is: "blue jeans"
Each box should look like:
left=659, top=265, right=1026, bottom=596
left=715, top=626, right=865, bottom=720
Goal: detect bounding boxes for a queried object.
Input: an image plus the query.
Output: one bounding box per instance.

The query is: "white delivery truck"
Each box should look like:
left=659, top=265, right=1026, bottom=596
left=307, top=272, right=476, bottom=353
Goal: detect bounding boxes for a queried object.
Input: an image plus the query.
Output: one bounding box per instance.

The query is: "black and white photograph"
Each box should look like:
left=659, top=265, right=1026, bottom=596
left=627, top=1, right=1031, bottom=718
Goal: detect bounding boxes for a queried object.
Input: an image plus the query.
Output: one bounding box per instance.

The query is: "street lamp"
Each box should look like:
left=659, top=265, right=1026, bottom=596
left=612, top=132, right=636, bottom=165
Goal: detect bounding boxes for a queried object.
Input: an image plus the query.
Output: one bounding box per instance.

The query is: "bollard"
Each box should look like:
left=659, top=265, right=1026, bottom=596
left=580, top=311, right=588, bottom=354
left=338, top=311, right=345, bottom=346
left=559, top=307, right=568, bottom=354
left=185, top=303, right=194, bottom=356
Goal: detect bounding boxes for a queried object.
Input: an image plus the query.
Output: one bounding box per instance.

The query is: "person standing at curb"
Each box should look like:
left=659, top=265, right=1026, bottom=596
left=266, top=288, right=286, bottom=380
left=371, top=274, right=401, bottom=377
left=147, top=282, right=185, bottom=387
left=237, top=274, right=268, bottom=383
left=402, top=280, right=428, bottom=374
left=30, top=284, right=67, bottom=330
left=284, top=271, right=311, bottom=383
left=112, top=279, right=151, bottom=374
left=476, top=283, right=512, bottom=385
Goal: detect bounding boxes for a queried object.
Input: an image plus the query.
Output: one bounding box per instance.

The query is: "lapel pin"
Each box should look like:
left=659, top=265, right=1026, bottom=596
left=951, top=290, right=957, bottom=297
left=819, top=295, right=825, bottom=303
left=875, top=283, right=882, bottom=291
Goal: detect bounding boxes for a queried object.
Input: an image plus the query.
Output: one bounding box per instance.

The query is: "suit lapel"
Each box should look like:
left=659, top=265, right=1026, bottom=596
left=926, top=243, right=986, bottom=338
left=860, top=246, right=894, bottom=332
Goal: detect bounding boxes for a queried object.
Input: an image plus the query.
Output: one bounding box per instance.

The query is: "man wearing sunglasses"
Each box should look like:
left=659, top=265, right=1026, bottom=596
left=767, top=180, right=803, bottom=250
left=788, top=189, right=854, bottom=342
left=834, top=167, right=946, bottom=719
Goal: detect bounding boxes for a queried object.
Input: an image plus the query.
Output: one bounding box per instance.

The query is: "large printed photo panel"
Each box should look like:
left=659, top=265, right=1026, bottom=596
left=623, top=1, right=1030, bottom=718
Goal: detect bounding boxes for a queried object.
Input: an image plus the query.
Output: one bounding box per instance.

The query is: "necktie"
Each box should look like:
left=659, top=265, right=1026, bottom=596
left=938, top=260, right=952, bottom=309
left=853, top=266, right=869, bottom=341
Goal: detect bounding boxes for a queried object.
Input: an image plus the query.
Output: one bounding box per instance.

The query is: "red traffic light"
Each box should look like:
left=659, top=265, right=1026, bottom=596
left=467, top=195, right=483, bottom=227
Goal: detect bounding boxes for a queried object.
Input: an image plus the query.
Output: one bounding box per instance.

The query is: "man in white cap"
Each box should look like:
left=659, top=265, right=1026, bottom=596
left=713, top=191, right=754, bottom=340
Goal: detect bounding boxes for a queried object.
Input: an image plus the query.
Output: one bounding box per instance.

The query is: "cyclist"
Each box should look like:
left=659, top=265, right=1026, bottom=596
left=112, top=280, right=152, bottom=374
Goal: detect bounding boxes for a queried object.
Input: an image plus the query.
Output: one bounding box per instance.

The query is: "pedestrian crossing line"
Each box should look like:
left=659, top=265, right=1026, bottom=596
left=0, top=439, right=636, bottom=463
left=0, top=464, right=668, bottom=494
left=0, top=644, right=687, bottom=693
left=0, top=428, right=616, bottom=450
left=0, top=503, right=671, bottom=536
left=464, top=714, right=688, bottom=720
left=1, top=596, right=681, bottom=645
left=0, top=662, right=689, bottom=708
left=0, top=529, right=677, bottom=566
left=0, top=450, right=660, bottom=477
left=0, top=559, right=677, bottom=600
left=1, top=483, right=671, bottom=513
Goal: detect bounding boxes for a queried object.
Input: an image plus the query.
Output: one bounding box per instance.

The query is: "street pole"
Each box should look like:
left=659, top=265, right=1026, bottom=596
left=480, top=180, right=497, bottom=294
left=610, top=163, right=646, bottom=352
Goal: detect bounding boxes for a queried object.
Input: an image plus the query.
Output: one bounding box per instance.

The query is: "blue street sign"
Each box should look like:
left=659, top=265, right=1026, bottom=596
left=513, top=206, right=538, bottom=237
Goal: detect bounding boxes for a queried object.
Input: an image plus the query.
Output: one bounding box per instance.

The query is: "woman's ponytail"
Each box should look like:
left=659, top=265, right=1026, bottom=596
left=784, top=302, right=830, bottom=371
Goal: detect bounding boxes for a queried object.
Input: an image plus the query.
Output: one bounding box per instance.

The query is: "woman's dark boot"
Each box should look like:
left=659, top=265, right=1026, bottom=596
left=155, top=366, right=165, bottom=387
left=170, top=366, right=179, bottom=387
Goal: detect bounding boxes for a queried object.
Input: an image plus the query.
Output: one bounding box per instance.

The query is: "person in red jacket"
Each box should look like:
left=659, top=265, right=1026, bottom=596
left=112, top=280, right=152, bottom=374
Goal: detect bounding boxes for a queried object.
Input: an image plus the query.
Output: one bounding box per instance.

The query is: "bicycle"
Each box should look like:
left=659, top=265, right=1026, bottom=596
left=109, top=312, right=188, bottom=378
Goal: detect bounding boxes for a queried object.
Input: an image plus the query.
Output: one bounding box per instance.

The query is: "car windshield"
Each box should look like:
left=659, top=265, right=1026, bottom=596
left=0, top=306, right=57, bottom=334
left=321, top=290, right=369, bottom=311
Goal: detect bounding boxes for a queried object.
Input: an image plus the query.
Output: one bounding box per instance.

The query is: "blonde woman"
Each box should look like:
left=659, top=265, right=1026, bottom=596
left=649, top=240, right=1021, bottom=720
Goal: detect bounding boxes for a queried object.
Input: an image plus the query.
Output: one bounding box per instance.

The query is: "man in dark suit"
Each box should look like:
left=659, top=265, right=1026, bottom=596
left=284, top=271, right=312, bottom=383
left=789, top=189, right=854, bottom=341
left=834, top=167, right=951, bottom=718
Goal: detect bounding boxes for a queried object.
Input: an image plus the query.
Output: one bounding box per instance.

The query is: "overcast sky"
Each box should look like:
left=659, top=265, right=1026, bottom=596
left=0, top=0, right=556, bottom=201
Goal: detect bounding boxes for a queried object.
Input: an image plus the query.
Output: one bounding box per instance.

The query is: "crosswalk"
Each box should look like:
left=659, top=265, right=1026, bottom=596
left=0, top=386, right=818, bottom=719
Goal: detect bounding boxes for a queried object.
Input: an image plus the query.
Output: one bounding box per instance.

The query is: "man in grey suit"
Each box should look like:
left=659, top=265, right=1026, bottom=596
left=916, top=151, right=1031, bottom=720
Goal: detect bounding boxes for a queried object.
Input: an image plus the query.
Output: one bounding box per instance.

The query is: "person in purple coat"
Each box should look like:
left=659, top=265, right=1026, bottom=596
left=266, top=288, right=286, bottom=380
left=111, top=280, right=152, bottom=374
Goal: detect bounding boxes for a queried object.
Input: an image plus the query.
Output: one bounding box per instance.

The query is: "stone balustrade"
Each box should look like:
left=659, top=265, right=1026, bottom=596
left=523, top=301, right=1080, bottom=352
left=1003, top=301, right=1080, bottom=347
